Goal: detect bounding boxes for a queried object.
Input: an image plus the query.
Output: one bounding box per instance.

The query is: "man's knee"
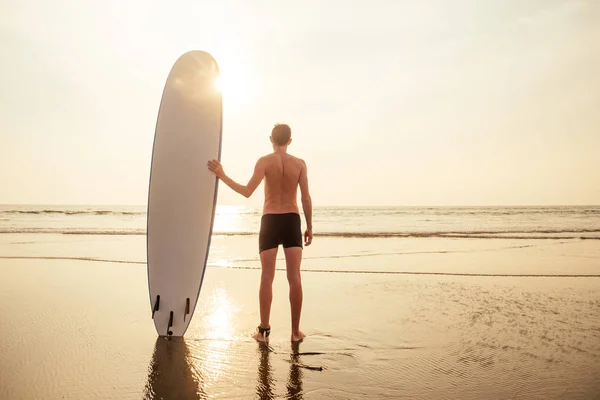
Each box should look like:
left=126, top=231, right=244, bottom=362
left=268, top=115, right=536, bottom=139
left=286, top=271, right=301, bottom=285
left=261, top=270, right=276, bottom=284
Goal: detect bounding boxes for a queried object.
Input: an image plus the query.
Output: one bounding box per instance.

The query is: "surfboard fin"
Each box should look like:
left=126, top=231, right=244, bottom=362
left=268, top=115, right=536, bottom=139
left=167, top=311, right=174, bottom=336
left=184, top=298, right=190, bottom=322
left=152, top=295, right=160, bottom=319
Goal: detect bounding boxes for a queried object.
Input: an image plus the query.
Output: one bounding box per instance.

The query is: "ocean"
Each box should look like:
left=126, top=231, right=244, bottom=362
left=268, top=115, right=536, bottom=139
left=2, top=205, right=600, bottom=239
left=1, top=204, right=599, bottom=276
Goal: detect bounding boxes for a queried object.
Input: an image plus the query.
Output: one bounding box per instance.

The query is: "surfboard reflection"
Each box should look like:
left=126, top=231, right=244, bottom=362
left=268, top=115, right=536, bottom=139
left=144, top=337, right=205, bottom=400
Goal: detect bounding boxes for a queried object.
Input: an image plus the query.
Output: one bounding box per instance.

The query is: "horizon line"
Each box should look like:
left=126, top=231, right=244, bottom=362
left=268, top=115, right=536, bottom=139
left=1, top=203, right=599, bottom=208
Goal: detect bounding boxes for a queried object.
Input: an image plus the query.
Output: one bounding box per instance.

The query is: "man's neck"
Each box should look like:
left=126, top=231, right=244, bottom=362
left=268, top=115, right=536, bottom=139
left=273, top=146, right=288, bottom=154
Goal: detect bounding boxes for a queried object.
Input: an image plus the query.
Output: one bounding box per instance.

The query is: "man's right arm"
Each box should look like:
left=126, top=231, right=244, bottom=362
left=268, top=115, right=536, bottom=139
left=299, top=160, right=313, bottom=245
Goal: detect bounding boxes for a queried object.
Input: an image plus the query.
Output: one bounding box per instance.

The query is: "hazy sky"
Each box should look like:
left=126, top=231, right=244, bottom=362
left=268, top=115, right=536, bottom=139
left=1, top=0, right=599, bottom=206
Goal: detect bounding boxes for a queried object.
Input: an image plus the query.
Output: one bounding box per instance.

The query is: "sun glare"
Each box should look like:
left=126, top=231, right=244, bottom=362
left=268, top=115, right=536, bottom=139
left=211, top=54, right=260, bottom=112
left=214, top=75, right=223, bottom=93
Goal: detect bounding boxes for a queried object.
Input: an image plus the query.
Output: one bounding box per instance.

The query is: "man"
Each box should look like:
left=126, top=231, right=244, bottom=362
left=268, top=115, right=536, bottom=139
left=207, top=124, right=313, bottom=342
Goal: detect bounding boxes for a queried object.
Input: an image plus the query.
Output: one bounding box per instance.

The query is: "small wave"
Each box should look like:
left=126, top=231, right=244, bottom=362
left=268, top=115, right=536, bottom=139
left=233, top=243, right=551, bottom=262
left=11, top=210, right=65, bottom=215
left=1, top=255, right=598, bottom=277
left=213, top=266, right=600, bottom=277
left=316, top=206, right=600, bottom=217
left=0, top=228, right=145, bottom=235
left=313, top=229, right=600, bottom=239
left=2, top=209, right=142, bottom=216
left=0, top=255, right=144, bottom=264
left=0, top=227, right=599, bottom=239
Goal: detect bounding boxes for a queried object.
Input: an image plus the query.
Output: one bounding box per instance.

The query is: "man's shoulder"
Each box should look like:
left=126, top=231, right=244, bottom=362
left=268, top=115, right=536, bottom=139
left=258, top=154, right=273, bottom=165
left=285, top=153, right=306, bottom=165
left=257, top=154, right=277, bottom=163
left=296, top=156, right=307, bottom=168
left=260, top=153, right=305, bottom=163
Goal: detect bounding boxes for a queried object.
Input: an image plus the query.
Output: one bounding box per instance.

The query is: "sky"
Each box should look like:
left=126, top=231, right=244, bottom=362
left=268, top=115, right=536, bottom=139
left=1, top=0, right=599, bottom=207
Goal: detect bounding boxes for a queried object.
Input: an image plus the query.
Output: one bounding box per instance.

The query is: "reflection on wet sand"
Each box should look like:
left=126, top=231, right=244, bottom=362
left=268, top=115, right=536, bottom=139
left=256, top=342, right=275, bottom=399
left=144, top=337, right=205, bottom=400
left=286, top=341, right=304, bottom=399
left=144, top=336, right=312, bottom=399
left=256, top=341, right=306, bottom=399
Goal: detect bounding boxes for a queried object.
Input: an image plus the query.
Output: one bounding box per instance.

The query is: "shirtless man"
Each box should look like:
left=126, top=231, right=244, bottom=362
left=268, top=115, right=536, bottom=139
left=207, top=124, right=313, bottom=342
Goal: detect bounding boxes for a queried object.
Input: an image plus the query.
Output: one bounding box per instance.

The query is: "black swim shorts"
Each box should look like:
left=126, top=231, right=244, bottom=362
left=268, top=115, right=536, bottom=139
left=259, top=213, right=303, bottom=253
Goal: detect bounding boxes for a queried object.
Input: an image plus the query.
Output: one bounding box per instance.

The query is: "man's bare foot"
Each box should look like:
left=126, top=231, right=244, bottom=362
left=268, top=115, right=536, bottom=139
left=252, top=325, right=270, bottom=343
left=291, top=330, right=306, bottom=342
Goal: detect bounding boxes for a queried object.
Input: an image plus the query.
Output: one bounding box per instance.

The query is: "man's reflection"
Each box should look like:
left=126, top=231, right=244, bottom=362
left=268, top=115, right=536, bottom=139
left=286, top=341, right=304, bottom=399
left=255, top=341, right=305, bottom=400
left=144, top=337, right=205, bottom=400
left=256, top=342, right=275, bottom=399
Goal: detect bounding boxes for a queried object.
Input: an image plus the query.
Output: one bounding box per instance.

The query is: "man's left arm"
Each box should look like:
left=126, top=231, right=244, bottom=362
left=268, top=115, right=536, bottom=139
left=208, top=158, right=265, bottom=198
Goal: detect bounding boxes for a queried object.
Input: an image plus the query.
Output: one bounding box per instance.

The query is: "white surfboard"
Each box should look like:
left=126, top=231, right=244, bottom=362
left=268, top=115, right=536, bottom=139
left=147, top=51, right=222, bottom=337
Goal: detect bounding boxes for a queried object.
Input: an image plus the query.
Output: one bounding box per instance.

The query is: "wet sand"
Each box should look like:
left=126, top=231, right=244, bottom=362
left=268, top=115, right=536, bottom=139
left=1, top=241, right=599, bottom=399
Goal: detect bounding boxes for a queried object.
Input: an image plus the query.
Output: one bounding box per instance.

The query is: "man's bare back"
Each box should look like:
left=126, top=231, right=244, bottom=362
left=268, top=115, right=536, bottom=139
left=261, top=153, right=305, bottom=215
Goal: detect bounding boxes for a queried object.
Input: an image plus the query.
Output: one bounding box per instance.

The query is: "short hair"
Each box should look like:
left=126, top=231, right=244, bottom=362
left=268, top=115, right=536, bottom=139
left=271, top=124, right=291, bottom=146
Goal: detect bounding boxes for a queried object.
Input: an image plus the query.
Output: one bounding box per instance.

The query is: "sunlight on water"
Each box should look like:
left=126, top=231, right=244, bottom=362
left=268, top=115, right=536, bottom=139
left=195, top=287, right=239, bottom=383
left=213, top=206, right=252, bottom=233
left=206, top=288, right=236, bottom=339
left=211, top=258, right=234, bottom=268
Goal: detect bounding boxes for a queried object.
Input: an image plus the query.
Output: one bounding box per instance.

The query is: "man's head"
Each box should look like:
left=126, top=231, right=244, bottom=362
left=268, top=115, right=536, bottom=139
left=270, top=124, right=292, bottom=147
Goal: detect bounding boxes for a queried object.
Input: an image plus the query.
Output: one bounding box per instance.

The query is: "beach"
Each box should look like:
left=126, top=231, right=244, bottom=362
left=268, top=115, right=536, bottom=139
left=4, top=0, right=600, bottom=396
left=1, top=206, right=599, bottom=399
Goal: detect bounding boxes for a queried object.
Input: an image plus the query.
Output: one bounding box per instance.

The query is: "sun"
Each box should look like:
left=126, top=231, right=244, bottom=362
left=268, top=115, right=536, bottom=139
left=214, top=75, right=223, bottom=93
left=210, top=54, right=260, bottom=112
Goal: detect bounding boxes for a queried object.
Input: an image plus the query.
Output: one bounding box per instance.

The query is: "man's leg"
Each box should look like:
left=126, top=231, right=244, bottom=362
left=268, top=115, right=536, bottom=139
left=252, top=247, right=277, bottom=341
left=284, top=247, right=305, bottom=342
